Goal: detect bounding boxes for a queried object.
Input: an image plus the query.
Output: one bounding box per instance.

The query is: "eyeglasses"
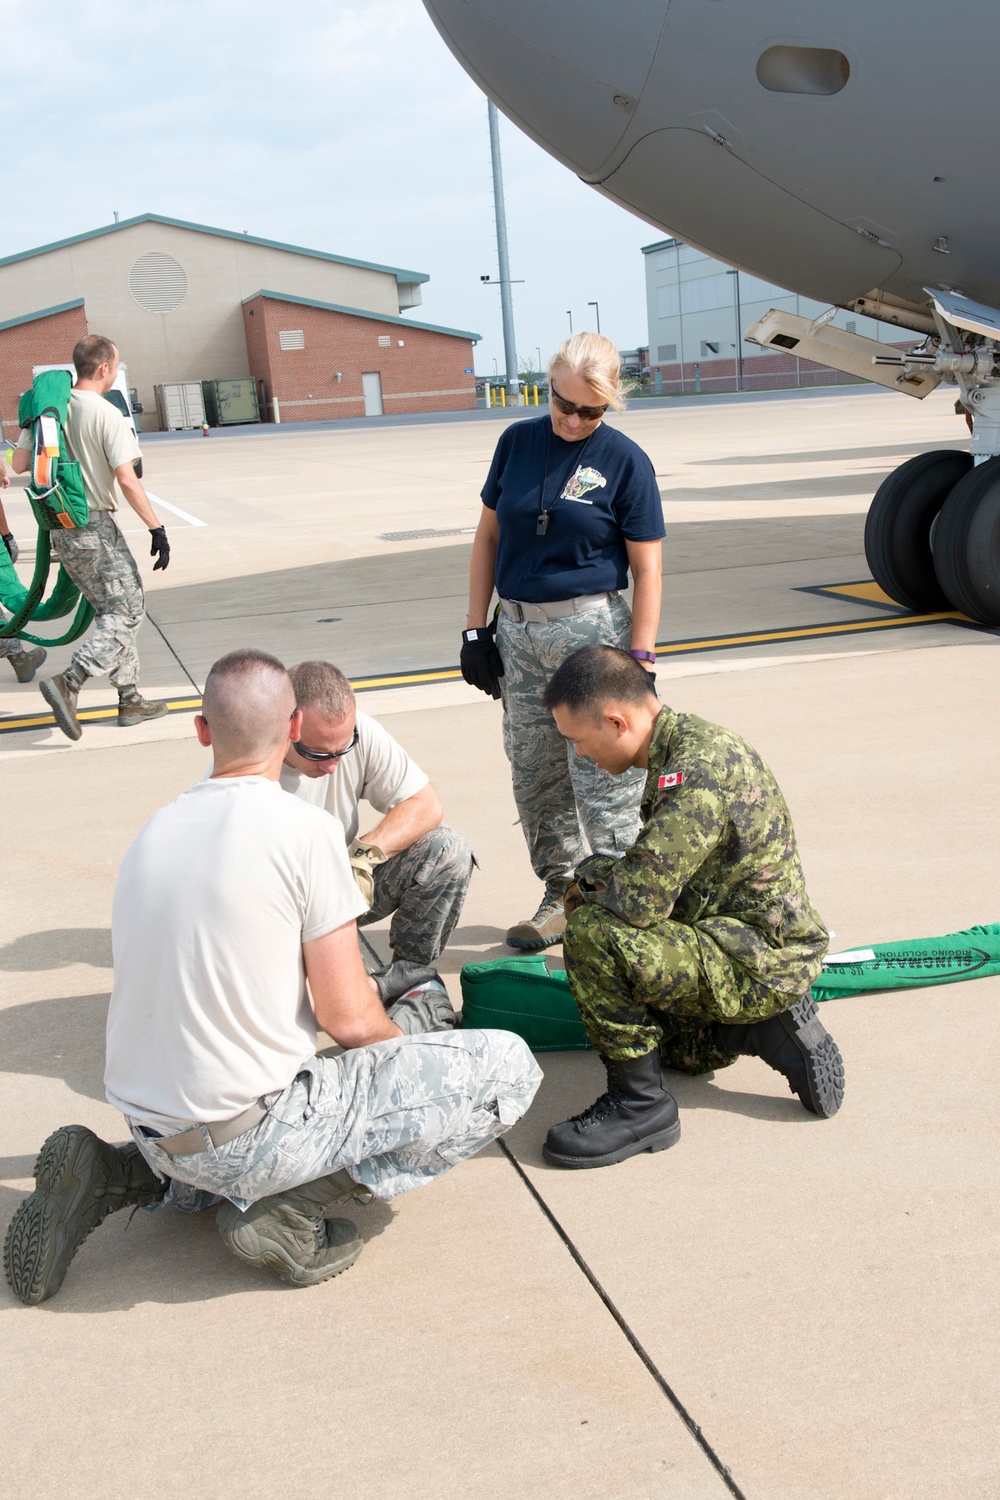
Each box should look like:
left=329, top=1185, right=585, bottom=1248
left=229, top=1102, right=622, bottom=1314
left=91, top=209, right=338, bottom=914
left=292, top=726, right=360, bottom=763
left=550, top=381, right=608, bottom=422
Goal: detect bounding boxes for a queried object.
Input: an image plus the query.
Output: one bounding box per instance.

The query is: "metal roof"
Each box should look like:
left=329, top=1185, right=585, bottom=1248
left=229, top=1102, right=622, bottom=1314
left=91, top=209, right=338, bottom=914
left=244, top=289, right=479, bottom=342
left=0, top=297, right=85, bottom=333
left=0, top=214, right=430, bottom=287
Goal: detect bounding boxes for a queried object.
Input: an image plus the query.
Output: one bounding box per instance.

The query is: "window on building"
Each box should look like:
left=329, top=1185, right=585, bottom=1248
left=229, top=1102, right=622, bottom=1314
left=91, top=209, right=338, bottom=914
left=657, top=285, right=680, bottom=319
left=657, top=344, right=677, bottom=362
left=701, top=341, right=720, bottom=356
left=279, top=329, right=305, bottom=350
left=378, top=335, right=391, bottom=347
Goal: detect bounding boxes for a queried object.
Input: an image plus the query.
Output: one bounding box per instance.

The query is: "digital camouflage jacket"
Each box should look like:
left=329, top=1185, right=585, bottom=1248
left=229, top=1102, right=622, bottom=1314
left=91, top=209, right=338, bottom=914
left=575, top=707, right=828, bottom=1008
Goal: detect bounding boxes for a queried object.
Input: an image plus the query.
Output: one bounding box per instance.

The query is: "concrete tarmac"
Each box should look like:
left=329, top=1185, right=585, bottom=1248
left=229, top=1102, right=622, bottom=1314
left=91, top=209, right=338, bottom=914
left=2, top=386, right=997, bottom=1499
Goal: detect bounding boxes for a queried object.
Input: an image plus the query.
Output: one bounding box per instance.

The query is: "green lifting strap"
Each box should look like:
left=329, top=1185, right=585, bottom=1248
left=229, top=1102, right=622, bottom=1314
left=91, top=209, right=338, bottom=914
left=0, top=369, right=96, bottom=647
left=0, top=534, right=95, bottom=646
left=812, top=923, right=1000, bottom=1000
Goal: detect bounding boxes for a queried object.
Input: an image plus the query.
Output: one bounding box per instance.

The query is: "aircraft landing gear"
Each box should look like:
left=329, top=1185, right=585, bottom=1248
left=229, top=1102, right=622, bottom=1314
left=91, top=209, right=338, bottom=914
left=864, top=295, right=1000, bottom=625
left=864, top=450, right=972, bottom=612
left=932, top=454, right=1000, bottom=623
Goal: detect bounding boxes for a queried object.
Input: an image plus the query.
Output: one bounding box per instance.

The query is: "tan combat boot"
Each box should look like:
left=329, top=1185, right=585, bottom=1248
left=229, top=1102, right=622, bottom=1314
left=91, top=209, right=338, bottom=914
left=117, top=689, right=168, bottom=727
left=8, top=645, right=47, bottom=683
left=216, top=1171, right=368, bottom=1287
left=38, top=663, right=88, bottom=740
left=505, top=891, right=567, bottom=950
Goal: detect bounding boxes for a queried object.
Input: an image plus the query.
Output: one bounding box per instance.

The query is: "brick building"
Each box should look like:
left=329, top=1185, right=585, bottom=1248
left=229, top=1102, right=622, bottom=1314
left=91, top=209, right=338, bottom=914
left=242, top=291, right=478, bottom=423
left=0, top=300, right=89, bottom=440
left=0, top=214, right=478, bottom=435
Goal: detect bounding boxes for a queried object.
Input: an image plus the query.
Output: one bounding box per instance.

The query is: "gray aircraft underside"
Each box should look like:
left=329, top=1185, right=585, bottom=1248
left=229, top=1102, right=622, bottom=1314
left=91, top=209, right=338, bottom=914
left=423, top=0, right=1000, bottom=624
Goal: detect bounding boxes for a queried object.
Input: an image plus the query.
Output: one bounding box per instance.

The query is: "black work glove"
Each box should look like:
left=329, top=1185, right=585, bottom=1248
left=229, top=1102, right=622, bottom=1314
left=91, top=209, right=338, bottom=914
left=149, top=526, right=170, bottom=571
left=460, top=625, right=504, bottom=699
left=1, top=533, right=17, bottom=563
left=371, top=960, right=443, bottom=1004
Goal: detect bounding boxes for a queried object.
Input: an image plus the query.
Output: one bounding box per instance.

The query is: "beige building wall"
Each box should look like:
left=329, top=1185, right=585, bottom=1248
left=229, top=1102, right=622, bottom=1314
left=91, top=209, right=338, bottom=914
left=0, top=220, right=409, bottom=425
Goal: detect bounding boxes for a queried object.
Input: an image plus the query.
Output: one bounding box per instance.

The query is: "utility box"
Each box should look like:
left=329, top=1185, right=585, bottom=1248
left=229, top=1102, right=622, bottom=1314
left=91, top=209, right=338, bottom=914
left=201, top=377, right=260, bottom=426
left=154, top=382, right=207, bottom=431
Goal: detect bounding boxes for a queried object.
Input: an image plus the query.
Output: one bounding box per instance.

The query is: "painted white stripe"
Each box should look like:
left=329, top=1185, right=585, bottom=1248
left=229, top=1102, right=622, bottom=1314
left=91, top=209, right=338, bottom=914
left=145, top=490, right=207, bottom=527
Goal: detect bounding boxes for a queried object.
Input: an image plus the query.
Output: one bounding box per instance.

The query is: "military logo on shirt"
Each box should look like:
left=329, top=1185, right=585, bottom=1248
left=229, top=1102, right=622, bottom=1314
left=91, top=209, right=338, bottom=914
left=561, top=466, right=608, bottom=503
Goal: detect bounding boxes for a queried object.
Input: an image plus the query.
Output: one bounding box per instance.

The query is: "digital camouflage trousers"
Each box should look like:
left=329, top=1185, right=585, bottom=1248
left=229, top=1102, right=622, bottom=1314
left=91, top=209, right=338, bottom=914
left=497, top=592, right=644, bottom=894
left=129, top=1029, right=542, bottom=1212
left=51, top=511, right=145, bottom=688
left=361, top=824, right=475, bottom=963
left=564, top=904, right=798, bottom=1071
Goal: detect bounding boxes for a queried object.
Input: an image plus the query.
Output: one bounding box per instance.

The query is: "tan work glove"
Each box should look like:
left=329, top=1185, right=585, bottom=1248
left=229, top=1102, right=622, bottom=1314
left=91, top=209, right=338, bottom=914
left=347, top=837, right=388, bottom=906
left=563, top=882, right=585, bottom=918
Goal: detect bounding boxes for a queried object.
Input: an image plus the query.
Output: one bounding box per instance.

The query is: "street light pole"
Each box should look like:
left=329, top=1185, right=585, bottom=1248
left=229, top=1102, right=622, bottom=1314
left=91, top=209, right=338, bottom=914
left=487, top=100, right=519, bottom=405
left=566, top=310, right=573, bottom=333
left=727, top=269, right=743, bottom=392
left=587, top=300, right=601, bottom=334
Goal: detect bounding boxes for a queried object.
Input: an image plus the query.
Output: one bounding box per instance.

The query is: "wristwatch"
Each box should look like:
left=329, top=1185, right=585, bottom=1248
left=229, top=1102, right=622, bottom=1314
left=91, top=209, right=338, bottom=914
left=628, top=648, right=656, bottom=663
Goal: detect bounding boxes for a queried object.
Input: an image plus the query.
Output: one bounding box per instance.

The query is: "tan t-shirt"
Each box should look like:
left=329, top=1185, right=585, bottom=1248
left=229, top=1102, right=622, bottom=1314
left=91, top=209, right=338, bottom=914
left=279, top=709, right=429, bottom=844
left=104, top=776, right=366, bottom=1130
left=19, top=389, right=141, bottom=512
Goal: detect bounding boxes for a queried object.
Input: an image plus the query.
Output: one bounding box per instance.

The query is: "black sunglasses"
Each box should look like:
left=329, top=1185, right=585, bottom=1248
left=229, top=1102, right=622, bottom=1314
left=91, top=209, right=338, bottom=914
left=292, top=726, right=360, bottom=763
left=550, top=380, right=608, bottom=422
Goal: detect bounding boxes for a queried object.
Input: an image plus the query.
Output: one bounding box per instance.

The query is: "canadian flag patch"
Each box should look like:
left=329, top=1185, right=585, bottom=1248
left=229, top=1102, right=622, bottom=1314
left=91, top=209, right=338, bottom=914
left=658, top=771, right=684, bottom=789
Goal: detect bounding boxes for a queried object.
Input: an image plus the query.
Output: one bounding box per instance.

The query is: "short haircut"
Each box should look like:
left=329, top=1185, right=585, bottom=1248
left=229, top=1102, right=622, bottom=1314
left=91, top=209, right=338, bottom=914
left=289, top=660, right=355, bottom=722
left=549, top=331, right=632, bottom=412
left=202, top=648, right=293, bottom=761
left=542, top=645, right=658, bottom=722
left=73, top=335, right=117, bottom=380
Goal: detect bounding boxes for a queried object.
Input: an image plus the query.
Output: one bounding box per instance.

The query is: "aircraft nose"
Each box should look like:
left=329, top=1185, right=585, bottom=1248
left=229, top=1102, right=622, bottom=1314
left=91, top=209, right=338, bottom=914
left=423, top=0, right=668, bottom=177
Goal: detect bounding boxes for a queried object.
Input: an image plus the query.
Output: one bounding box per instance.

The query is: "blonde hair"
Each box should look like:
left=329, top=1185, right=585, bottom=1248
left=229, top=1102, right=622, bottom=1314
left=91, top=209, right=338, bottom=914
left=549, top=332, right=630, bottom=412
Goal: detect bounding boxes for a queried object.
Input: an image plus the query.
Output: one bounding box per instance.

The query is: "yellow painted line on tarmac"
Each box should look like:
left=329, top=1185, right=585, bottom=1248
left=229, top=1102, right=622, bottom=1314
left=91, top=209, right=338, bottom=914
left=0, top=612, right=982, bottom=737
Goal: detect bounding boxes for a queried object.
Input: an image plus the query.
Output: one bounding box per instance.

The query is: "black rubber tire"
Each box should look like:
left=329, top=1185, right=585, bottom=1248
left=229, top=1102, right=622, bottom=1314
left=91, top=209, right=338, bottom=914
left=864, top=449, right=972, bottom=610
left=932, top=454, right=1000, bottom=625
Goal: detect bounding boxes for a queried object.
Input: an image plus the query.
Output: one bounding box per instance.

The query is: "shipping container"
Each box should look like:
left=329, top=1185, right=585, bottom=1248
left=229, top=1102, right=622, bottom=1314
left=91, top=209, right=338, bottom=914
left=201, top=378, right=260, bottom=427
left=154, top=382, right=207, bottom=431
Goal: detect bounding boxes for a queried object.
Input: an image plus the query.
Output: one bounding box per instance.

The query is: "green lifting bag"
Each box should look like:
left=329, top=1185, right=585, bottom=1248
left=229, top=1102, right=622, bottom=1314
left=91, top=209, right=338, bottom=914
left=459, top=954, right=591, bottom=1052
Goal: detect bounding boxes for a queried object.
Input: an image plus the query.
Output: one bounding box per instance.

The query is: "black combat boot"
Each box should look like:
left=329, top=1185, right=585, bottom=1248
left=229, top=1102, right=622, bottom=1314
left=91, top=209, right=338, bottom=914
left=38, top=662, right=89, bottom=741
left=543, top=1050, right=681, bottom=1169
left=713, top=993, right=844, bottom=1118
left=3, top=1125, right=167, bottom=1305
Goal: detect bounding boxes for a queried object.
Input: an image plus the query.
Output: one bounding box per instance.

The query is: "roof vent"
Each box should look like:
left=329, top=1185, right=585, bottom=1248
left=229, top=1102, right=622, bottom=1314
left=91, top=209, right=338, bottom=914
left=128, top=251, right=188, bottom=313
left=756, top=46, right=850, bottom=96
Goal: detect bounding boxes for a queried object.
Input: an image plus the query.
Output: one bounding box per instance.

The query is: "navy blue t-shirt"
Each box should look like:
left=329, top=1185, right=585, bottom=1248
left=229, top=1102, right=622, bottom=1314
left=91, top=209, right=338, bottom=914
left=480, top=416, right=664, bottom=603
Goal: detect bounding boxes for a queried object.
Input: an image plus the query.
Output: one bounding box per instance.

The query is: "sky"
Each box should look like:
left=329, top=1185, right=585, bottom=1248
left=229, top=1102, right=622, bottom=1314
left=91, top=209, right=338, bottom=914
left=1, top=0, right=658, bottom=377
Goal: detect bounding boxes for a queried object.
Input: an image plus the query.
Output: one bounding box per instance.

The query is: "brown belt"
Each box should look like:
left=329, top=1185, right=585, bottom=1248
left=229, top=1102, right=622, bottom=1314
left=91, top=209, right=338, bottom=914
left=154, top=1099, right=270, bottom=1156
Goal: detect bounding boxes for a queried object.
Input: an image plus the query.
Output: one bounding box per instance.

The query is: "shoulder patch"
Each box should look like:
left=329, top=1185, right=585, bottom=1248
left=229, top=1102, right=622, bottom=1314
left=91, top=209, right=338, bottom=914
left=658, top=771, right=684, bottom=789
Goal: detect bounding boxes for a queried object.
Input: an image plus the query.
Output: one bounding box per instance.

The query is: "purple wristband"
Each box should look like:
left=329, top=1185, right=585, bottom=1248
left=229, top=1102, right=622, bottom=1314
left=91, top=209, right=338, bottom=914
left=629, top=649, right=656, bottom=663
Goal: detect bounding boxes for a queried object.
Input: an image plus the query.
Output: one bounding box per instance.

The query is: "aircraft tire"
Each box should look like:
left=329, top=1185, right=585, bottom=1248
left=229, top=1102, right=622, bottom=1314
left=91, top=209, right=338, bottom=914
left=864, top=450, right=972, bottom=611
left=932, top=454, right=1000, bottom=625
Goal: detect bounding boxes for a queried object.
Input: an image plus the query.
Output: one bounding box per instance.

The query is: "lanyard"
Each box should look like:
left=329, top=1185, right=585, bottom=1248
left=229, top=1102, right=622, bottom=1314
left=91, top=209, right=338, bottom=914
left=536, top=428, right=596, bottom=536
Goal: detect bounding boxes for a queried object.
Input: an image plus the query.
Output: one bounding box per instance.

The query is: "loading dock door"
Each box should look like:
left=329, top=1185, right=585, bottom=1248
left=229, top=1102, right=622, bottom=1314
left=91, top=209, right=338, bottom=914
left=362, top=372, right=384, bottom=416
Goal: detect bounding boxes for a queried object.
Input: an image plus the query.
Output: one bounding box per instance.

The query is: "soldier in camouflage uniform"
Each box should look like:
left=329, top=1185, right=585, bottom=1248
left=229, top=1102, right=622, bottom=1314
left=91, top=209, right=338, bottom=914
left=281, top=660, right=475, bottom=966
left=10, top=335, right=170, bottom=741
left=460, top=333, right=665, bottom=952
left=4, top=651, right=540, bottom=1305
left=539, top=645, right=844, bottom=1170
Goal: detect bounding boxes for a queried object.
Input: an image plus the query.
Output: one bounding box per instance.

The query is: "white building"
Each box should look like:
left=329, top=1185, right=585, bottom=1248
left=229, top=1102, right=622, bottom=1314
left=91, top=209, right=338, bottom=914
left=643, top=237, right=898, bottom=394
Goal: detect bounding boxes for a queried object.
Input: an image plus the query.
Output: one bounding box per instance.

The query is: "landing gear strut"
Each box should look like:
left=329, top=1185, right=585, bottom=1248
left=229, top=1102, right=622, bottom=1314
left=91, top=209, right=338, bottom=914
left=866, top=291, right=1000, bottom=625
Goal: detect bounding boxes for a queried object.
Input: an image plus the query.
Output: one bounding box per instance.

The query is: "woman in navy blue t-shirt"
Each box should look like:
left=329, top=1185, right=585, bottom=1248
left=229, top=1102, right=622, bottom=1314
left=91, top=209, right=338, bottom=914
left=460, top=333, right=665, bottom=950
